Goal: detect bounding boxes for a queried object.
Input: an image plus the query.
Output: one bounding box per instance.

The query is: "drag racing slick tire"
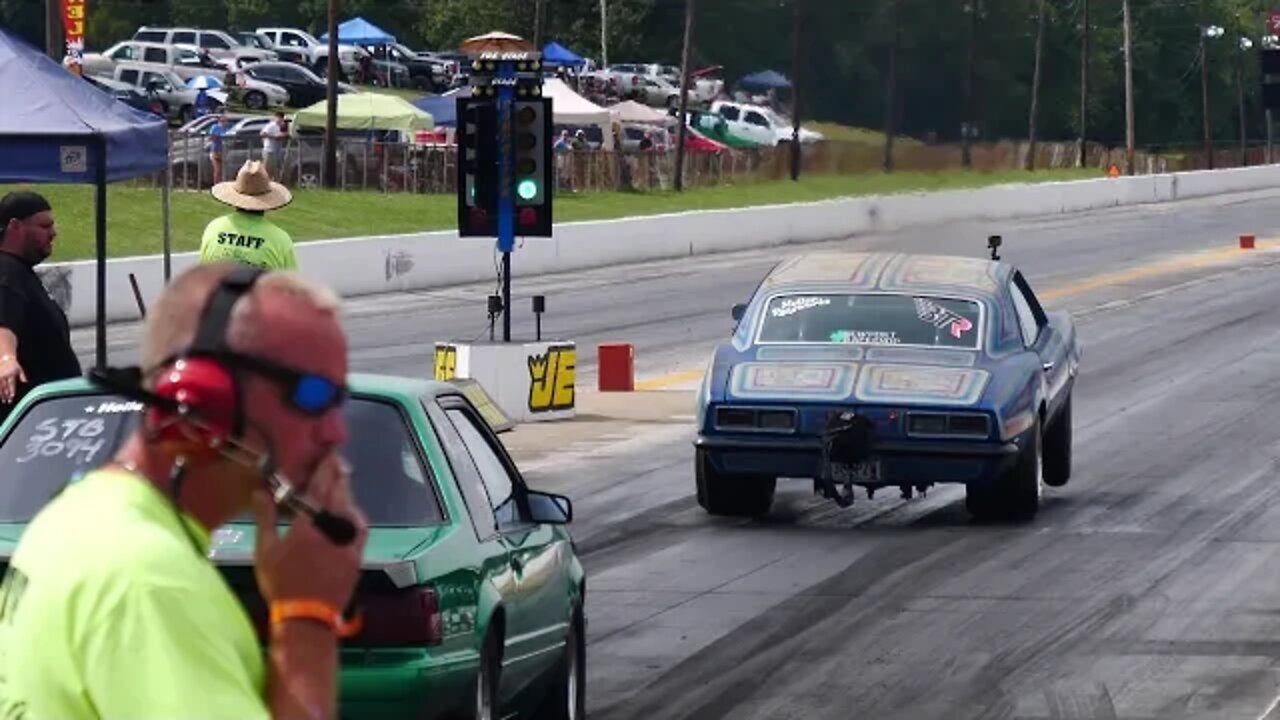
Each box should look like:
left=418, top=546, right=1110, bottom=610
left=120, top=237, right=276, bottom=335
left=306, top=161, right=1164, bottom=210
left=695, top=448, right=776, bottom=516
left=965, top=416, right=1042, bottom=522
left=1042, top=394, right=1072, bottom=488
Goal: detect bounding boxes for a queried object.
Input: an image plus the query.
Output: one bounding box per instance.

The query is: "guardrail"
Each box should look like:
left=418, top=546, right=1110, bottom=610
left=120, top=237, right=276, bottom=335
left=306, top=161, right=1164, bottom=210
left=45, top=163, right=1280, bottom=329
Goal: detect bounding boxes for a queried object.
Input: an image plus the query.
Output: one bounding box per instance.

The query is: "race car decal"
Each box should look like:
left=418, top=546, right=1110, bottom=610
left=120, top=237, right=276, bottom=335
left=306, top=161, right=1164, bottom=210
left=913, top=297, right=975, bottom=339
left=854, top=364, right=989, bottom=406
left=829, top=330, right=901, bottom=344
left=728, top=362, right=858, bottom=400
left=769, top=296, right=831, bottom=317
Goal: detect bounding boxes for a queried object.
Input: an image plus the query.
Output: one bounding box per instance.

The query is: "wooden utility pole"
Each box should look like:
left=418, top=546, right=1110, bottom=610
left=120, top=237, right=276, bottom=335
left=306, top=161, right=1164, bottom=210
left=962, top=0, right=978, bottom=168
left=45, top=0, right=62, bottom=60
left=1238, top=37, right=1247, bottom=166
left=883, top=0, right=898, bottom=173
left=1078, top=0, right=1089, bottom=167
left=674, top=0, right=697, bottom=191
left=1027, top=0, right=1047, bottom=170
left=1123, top=0, right=1135, bottom=174
left=1200, top=0, right=1214, bottom=169
left=790, top=0, right=802, bottom=181
left=534, top=0, right=547, bottom=48
left=600, top=0, right=609, bottom=66
left=323, top=0, right=339, bottom=188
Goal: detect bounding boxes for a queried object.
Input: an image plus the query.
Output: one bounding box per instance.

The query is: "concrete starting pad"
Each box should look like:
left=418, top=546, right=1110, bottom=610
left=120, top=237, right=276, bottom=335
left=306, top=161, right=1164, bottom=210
left=434, top=341, right=576, bottom=423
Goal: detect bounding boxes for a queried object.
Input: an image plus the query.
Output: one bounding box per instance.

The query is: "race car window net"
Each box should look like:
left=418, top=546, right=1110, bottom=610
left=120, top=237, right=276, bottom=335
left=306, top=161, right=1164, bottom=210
left=755, top=293, right=982, bottom=350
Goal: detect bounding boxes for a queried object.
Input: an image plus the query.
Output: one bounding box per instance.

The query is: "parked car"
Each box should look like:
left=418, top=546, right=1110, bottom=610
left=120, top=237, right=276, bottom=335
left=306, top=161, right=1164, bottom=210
left=111, top=62, right=221, bottom=123
left=0, top=373, right=586, bottom=720
left=133, top=26, right=276, bottom=63
left=241, top=61, right=355, bottom=108
left=695, top=249, right=1081, bottom=522
left=359, top=42, right=445, bottom=90
left=254, top=26, right=366, bottom=77
left=80, top=40, right=224, bottom=82
left=83, top=74, right=165, bottom=118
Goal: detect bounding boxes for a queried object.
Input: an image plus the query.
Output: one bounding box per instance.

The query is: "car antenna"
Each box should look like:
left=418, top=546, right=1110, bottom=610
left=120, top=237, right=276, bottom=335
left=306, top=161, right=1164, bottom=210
left=987, top=234, right=1002, bottom=261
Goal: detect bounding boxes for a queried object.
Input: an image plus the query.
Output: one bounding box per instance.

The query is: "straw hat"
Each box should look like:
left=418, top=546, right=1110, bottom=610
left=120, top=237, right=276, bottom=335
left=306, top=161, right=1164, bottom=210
left=211, top=160, right=292, bottom=212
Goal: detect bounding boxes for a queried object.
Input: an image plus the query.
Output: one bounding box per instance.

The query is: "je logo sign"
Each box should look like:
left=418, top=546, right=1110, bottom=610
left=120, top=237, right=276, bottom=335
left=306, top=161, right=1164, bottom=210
left=527, top=344, right=575, bottom=412
left=434, top=345, right=458, bottom=381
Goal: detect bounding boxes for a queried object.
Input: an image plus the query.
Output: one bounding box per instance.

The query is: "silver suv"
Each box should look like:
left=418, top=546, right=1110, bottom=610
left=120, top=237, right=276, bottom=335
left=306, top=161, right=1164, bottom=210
left=133, top=27, right=276, bottom=63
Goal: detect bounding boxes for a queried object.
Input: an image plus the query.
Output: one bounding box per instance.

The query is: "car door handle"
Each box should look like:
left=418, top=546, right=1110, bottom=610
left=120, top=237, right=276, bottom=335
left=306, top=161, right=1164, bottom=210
left=1042, top=361, right=1055, bottom=372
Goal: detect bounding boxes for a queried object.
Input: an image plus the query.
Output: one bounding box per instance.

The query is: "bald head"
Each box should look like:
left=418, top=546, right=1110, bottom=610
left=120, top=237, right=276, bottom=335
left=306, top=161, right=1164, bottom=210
left=140, top=262, right=343, bottom=373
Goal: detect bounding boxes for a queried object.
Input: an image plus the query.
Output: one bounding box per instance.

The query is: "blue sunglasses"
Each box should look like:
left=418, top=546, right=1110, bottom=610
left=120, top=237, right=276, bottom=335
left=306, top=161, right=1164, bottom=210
left=219, top=352, right=347, bottom=415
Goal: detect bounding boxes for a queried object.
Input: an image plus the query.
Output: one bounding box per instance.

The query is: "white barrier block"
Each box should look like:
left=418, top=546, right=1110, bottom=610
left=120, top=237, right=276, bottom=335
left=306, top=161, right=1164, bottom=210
left=432, top=340, right=576, bottom=423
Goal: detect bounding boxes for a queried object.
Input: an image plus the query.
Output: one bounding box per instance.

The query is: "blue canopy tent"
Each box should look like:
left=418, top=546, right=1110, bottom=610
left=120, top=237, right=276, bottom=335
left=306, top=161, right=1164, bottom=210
left=737, top=69, right=792, bottom=91
left=0, top=28, right=169, bottom=368
left=320, top=17, right=396, bottom=45
left=410, top=95, right=457, bottom=126
left=542, top=42, right=586, bottom=67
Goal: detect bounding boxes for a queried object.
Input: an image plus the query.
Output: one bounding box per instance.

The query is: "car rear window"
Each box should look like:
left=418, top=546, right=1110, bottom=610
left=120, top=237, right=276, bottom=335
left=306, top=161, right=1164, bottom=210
left=756, top=293, right=982, bottom=349
left=0, top=394, right=444, bottom=526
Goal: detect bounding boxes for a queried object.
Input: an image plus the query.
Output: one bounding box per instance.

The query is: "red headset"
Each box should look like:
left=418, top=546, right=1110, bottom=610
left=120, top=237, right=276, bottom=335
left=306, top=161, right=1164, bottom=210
left=144, top=264, right=262, bottom=461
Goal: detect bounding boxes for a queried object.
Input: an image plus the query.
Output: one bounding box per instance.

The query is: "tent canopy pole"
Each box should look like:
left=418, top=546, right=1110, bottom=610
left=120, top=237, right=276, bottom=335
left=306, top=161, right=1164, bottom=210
left=94, top=136, right=107, bottom=370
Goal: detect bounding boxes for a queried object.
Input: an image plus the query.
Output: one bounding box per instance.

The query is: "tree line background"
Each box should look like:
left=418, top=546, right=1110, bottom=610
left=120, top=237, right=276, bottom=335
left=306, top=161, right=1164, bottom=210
left=1, top=0, right=1275, bottom=151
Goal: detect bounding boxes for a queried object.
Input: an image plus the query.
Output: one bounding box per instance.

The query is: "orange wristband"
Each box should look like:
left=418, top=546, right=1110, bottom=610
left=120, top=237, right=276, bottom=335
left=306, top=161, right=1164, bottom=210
left=269, top=600, right=363, bottom=638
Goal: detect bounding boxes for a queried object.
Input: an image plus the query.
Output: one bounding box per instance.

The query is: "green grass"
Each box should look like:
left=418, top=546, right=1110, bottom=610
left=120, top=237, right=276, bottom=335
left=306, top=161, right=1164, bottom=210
left=2, top=168, right=1101, bottom=263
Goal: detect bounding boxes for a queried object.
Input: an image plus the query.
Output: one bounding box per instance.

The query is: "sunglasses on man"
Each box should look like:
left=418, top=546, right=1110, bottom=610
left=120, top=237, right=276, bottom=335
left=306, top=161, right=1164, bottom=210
left=218, top=352, right=347, bottom=415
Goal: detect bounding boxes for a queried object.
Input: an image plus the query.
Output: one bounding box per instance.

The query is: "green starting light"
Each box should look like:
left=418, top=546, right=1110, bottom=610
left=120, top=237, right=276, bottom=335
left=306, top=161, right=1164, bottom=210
left=517, top=178, right=538, bottom=201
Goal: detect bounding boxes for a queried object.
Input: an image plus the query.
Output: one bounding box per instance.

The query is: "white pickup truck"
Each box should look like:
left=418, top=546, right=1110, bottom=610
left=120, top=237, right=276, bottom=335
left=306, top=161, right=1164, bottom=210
left=709, top=100, right=824, bottom=146
left=254, top=27, right=366, bottom=77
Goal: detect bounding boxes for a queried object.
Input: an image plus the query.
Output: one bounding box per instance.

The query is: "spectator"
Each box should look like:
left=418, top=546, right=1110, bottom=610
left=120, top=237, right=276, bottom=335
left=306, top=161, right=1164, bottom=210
left=0, top=191, right=81, bottom=426
left=639, top=130, right=654, bottom=151
left=260, top=112, right=288, bottom=179
left=200, top=160, right=298, bottom=271
left=206, top=114, right=231, bottom=184
left=0, top=262, right=368, bottom=720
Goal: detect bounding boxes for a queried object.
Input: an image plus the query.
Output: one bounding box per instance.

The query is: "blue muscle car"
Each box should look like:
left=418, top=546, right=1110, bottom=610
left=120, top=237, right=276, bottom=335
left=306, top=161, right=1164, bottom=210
left=693, top=247, right=1082, bottom=522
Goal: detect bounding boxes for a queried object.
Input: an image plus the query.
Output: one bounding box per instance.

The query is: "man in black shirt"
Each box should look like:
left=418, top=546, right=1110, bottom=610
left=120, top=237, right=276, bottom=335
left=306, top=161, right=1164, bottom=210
left=0, top=191, right=81, bottom=425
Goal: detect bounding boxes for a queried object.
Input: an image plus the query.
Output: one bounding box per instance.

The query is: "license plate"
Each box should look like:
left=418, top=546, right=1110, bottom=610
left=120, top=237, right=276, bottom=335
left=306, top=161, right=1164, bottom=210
left=830, top=460, right=881, bottom=483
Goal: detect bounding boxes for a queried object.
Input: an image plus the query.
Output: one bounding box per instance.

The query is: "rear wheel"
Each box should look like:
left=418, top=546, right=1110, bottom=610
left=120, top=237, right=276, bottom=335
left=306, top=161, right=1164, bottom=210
left=966, top=417, right=1042, bottom=522
left=536, top=605, right=585, bottom=720
left=244, top=90, right=267, bottom=110
left=695, top=448, right=775, bottom=516
left=1043, top=394, right=1072, bottom=487
left=471, top=628, right=501, bottom=720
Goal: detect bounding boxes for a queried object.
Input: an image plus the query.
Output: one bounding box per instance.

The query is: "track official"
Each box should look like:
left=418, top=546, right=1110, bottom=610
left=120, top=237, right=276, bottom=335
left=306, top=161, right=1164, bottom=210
left=200, top=160, right=298, bottom=271
left=0, top=191, right=81, bottom=425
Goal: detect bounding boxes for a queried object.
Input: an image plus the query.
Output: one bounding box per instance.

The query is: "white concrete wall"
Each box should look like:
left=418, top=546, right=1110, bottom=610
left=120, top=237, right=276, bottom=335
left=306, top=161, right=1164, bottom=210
left=45, top=164, right=1280, bottom=327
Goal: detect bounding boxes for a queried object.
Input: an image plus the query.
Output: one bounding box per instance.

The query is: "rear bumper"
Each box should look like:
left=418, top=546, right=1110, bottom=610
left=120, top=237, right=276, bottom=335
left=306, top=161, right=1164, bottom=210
left=694, top=434, right=1023, bottom=485
left=337, top=649, right=474, bottom=720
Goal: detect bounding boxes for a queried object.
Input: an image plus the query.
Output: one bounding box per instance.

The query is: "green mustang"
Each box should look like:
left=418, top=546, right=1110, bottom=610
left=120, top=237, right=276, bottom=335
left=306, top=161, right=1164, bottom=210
left=0, top=373, right=586, bottom=720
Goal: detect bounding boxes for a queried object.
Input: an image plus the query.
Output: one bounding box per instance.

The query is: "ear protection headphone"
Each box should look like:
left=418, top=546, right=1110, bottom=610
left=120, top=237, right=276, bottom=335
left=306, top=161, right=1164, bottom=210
left=145, top=264, right=262, bottom=459
left=88, top=265, right=356, bottom=546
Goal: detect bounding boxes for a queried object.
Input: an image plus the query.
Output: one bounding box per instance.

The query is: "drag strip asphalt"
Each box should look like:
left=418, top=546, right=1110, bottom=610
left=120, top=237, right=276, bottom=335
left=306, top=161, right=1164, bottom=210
left=68, top=188, right=1280, bottom=718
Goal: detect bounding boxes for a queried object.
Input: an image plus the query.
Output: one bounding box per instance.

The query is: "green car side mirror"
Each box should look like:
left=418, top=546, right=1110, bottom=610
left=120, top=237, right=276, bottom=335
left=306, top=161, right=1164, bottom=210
left=526, top=490, right=572, bottom=524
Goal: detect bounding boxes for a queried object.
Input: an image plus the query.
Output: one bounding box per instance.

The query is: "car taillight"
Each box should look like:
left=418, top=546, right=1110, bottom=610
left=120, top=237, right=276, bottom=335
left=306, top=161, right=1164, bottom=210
left=906, top=411, right=991, bottom=438
left=347, top=587, right=443, bottom=647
